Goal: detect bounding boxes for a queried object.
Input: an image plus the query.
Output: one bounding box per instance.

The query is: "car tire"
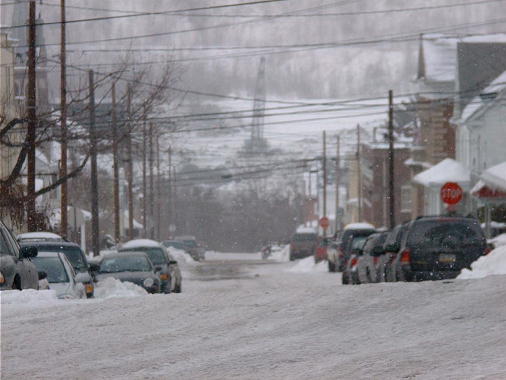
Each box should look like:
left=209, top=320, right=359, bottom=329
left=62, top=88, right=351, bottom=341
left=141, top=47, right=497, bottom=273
left=174, top=283, right=182, bottom=293
left=341, top=271, right=349, bottom=285
left=328, top=261, right=336, bottom=272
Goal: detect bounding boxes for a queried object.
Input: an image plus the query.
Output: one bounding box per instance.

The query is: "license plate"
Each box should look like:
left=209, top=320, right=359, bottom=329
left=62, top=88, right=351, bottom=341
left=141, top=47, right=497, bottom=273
left=439, top=254, right=456, bottom=263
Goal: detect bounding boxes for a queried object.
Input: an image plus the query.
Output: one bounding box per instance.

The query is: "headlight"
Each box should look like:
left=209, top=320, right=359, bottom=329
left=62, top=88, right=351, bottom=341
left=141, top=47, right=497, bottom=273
left=0, top=272, right=4, bottom=284
left=143, top=278, right=154, bottom=288
left=159, top=273, right=169, bottom=281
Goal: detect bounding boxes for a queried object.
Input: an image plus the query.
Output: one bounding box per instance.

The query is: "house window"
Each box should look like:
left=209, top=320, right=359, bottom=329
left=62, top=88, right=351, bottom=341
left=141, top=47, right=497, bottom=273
left=401, top=185, right=412, bottom=213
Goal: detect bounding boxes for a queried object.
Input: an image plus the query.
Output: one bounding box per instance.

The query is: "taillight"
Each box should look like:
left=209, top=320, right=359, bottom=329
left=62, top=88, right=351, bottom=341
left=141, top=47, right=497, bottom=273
left=350, top=257, right=358, bottom=267
left=484, top=247, right=492, bottom=255
left=400, top=249, right=411, bottom=264
left=373, top=257, right=379, bottom=265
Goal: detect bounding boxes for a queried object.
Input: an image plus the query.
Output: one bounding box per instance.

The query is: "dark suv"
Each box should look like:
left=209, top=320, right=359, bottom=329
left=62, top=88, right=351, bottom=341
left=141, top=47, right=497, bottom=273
left=391, top=216, right=486, bottom=282
left=0, top=221, right=39, bottom=290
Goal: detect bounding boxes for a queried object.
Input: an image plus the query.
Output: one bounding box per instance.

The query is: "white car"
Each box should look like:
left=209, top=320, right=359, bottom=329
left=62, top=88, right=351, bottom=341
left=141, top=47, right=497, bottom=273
left=17, top=231, right=64, bottom=244
left=32, top=251, right=86, bottom=299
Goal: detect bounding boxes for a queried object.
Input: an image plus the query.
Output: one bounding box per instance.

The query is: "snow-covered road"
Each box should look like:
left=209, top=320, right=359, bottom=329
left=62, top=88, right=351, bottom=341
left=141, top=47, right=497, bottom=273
left=2, top=255, right=506, bottom=379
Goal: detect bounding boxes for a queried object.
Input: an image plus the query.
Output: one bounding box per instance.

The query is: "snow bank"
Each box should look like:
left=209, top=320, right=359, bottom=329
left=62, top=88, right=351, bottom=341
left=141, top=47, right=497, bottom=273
left=489, top=233, right=506, bottom=248
left=1, top=289, right=59, bottom=308
left=287, top=256, right=327, bottom=273
left=94, top=277, right=147, bottom=299
left=168, top=247, right=197, bottom=265
left=458, top=246, right=506, bottom=279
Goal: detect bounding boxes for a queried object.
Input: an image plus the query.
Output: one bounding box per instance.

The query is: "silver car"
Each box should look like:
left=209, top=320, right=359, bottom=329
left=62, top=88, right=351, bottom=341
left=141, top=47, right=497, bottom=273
left=32, top=251, right=86, bottom=299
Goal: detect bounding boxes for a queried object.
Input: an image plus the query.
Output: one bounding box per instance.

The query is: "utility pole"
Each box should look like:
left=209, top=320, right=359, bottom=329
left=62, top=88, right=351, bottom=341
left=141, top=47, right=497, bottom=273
left=356, top=124, right=362, bottom=222
left=322, top=130, right=327, bottom=237
left=59, top=0, right=68, bottom=238
left=335, top=134, right=340, bottom=232
left=26, top=1, right=37, bottom=231
left=89, top=70, right=99, bottom=256
left=156, top=136, right=161, bottom=240
left=142, top=108, right=147, bottom=236
left=149, top=122, right=155, bottom=239
left=111, top=82, right=120, bottom=243
left=168, top=146, right=172, bottom=237
left=127, top=86, right=134, bottom=240
left=388, top=90, right=396, bottom=229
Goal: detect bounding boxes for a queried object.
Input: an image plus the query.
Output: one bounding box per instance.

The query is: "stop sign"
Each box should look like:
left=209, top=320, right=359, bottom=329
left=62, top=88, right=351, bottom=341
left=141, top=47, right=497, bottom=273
left=319, top=217, right=330, bottom=229
left=440, top=182, right=463, bottom=205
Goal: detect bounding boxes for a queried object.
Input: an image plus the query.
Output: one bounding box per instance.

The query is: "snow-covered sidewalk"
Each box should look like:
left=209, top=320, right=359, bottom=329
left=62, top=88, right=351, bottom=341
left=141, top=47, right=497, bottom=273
left=2, top=259, right=506, bottom=379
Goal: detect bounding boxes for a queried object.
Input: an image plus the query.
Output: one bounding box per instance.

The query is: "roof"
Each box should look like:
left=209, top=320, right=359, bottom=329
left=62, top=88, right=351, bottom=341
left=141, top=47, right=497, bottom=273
left=21, top=240, right=81, bottom=248
left=295, top=226, right=317, bottom=234
left=17, top=232, right=63, bottom=241
left=121, top=239, right=161, bottom=249
left=413, top=158, right=470, bottom=187
left=460, top=70, right=506, bottom=122
left=480, top=162, right=506, bottom=192
left=35, top=251, right=65, bottom=258
left=344, top=222, right=375, bottom=230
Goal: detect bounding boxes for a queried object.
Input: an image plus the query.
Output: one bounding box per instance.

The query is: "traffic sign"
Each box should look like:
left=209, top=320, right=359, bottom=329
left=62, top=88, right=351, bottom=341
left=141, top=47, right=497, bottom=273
left=319, top=216, right=330, bottom=229
left=440, top=182, right=463, bottom=205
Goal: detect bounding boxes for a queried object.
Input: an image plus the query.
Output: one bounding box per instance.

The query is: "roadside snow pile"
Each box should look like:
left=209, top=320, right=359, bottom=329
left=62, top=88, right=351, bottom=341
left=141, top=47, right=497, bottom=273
left=489, top=233, right=506, bottom=248
left=1, top=289, right=59, bottom=308
left=168, top=247, right=196, bottom=264
left=270, top=245, right=290, bottom=262
left=287, top=256, right=327, bottom=273
left=94, top=277, right=147, bottom=299
left=458, top=245, right=506, bottom=279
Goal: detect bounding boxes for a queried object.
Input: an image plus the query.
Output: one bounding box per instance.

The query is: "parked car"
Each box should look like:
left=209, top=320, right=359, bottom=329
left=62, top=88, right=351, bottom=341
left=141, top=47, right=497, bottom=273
left=328, top=223, right=376, bottom=272
left=342, top=234, right=370, bottom=285
left=174, top=236, right=205, bottom=261
left=20, top=241, right=95, bottom=298
left=356, top=232, right=389, bottom=284
left=120, top=239, right=181, bottom=293
left=379, top=223, right=409, bottom=282
left=32, top=251, right=86, bottom=299
left=162, top=240, right=186, bottom=252
left=289, top=230, right=318, bottom=260
left=391, top=216, right=487, bottom=282
left=0, top=220, right=39, bottom=290
left=17, top=231, right=64, bottom=244
left=91, top=251, right=161, bottom=294
left=314, top=237, right=330, bottom=263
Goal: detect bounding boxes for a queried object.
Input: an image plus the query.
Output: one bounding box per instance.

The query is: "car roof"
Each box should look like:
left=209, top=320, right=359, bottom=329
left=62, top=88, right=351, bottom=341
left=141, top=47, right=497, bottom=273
left=121, top=239, right=161, bottom=248
left=21, top=240, right=81, bottom=248
left=36, top=251, right=66, bottom=258
left=103, top=251, right=150, bottom=259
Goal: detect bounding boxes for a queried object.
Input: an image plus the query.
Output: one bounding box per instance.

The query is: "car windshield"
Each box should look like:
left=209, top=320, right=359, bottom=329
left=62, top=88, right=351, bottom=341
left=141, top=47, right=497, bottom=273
left=99, top=256, right=152, bottom=273
left=164, top=241, right=185, bottom=250
left=32, top=257, right=69, bottom=283
left=293, top=234, right=317, bottom=241
left=408, top=221, right=484, bottom=249
left=33, top=245, right=87, bottom=271
left=121, top=247, right=166, bottom=265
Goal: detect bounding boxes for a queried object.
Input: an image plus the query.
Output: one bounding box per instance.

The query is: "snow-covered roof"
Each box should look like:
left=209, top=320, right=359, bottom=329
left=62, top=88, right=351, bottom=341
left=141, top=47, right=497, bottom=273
left=121, top=239, right=161, bottom=249
left=295, top=226, right=317, bottom=233
left=413, top=158, right=470, bottom=187
left=480, top=161, right=506, bottom=192
left=460, top=70, right=506, bottom=122
left=344, top=222, right=375, bottom=230
left=17, top=231, right=63, bottom=242
left=404, top=158, right=432, bottom=169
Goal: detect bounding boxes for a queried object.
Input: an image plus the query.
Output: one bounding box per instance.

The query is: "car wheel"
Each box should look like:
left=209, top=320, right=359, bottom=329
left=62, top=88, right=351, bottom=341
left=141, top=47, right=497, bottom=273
left=328, top=261, right=336, bottom=272
left=174, top=282, right=182, bottom=293
left=341, top=271, right=349, bottom=285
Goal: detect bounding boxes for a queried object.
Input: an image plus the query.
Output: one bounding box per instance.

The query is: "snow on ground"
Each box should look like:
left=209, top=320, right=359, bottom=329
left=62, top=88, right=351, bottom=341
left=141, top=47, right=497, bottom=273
left=167, top=247, right=197, bottom=265
left=93, top=277, right=148, bottom=299
left=0, top=289, right=60, bottom=311
left=287, top=256, right=327, bottom=273
left=2, top=256, right=506, bottom=379
left=458, top=245, right=506, bottom=279
left=205, top=251, right=262, bottom=261
left=269, top=244, right=290, bottom=262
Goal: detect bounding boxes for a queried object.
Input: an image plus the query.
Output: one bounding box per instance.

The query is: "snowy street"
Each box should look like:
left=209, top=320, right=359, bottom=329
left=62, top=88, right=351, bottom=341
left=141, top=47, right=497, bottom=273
left=2, top=254, right=506, bottom=380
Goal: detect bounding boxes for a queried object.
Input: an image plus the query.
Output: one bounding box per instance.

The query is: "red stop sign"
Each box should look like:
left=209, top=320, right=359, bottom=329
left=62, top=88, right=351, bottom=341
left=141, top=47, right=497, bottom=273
left=319, top=217, right=330, bottom=229
left=440, top=182, right=463, bottom=205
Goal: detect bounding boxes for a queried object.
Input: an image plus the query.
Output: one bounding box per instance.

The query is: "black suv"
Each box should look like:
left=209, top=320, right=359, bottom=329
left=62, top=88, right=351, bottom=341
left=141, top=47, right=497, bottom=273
left=21, top=241, right=95, bottom=297
left=391, top=216, right=486, bottom=282
left=0, top=221, right=39, bottom=290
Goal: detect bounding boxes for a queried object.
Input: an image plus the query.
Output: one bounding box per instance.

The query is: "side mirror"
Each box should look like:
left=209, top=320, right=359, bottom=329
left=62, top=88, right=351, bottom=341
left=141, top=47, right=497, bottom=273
left=88, top=263, right=100, bottom=272
left=385, top=242, right=400, bottom=253
left=38, top=271, right=47, bottom=280
left=75, top=272, right=92, bottom=283
left=169, top=260, right=178, bottom=265
left=154, top=266, right=162, bottom=272
left=20, top=245, right=38, bottom=259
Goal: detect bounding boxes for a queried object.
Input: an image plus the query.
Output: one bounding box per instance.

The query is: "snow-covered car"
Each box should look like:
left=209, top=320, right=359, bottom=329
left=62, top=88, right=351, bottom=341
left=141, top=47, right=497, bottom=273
left=332, top=223, right=376, bottom=273
left=92, top=252, right=161, bottom=294
left=380, top=223, right=409, bottom=282
left=32, top=251, right=86, bottom=299
left=16, top=231, right=64, bottom=244
left=119, top=239, right=182, bottom=293
left=20, top=241, right=95, bottom=297
left=391, top=216, right=487, bottom=282
left=0, top=220, right=39, bottom=290
left=356, top=232, right=388, bottom=284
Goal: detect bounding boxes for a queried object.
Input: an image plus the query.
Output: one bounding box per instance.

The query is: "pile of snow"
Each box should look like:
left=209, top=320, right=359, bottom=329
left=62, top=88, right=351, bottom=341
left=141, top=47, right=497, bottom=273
left=458, top=246, right=506, bottom=279
left=94, top=277, right=147, bottom=299
left=287, top=256, right=327, bottom=273
left=270, top=245, right=290, bottom=262
left=168, top=247, right=196, bottom=264
left=1, top=289, right=59, bottom=308
left=489, top=233, right=506, bottom=248
left=413, top=158, right=470, bottom=187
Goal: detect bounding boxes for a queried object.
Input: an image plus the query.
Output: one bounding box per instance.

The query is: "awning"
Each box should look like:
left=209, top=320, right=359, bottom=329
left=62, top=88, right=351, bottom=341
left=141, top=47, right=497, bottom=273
left=471, top=162, right=506, bottom=200
left=413, top=158, right=471, bottom=188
